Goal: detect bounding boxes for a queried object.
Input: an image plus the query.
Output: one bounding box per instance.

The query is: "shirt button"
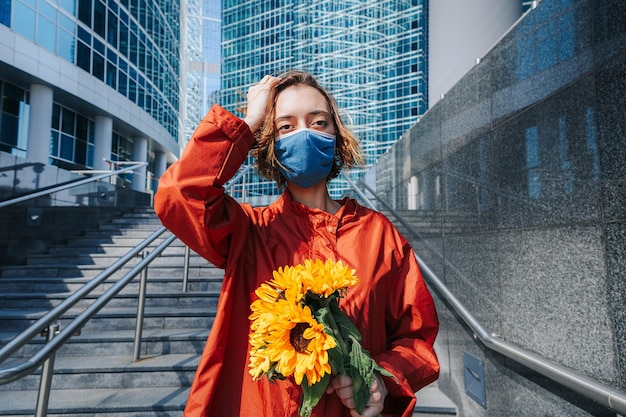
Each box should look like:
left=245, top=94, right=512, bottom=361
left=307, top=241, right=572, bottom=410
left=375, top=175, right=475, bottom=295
left=327, top=227, right=334, bottom=232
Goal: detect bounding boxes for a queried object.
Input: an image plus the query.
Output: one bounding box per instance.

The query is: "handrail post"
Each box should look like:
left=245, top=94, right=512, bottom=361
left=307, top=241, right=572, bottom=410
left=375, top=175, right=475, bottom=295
left=108, top=160, right=115, bottom=184
left=35, top=323, right=59, bottom=417
left=133, top=252, right=149, bottom=361
left=182, top=245, right=190, bottom=292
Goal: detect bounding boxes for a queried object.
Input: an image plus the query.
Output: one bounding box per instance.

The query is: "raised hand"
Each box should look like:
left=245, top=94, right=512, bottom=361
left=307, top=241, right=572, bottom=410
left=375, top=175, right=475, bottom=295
left=243, top=75, right=279, bottom=132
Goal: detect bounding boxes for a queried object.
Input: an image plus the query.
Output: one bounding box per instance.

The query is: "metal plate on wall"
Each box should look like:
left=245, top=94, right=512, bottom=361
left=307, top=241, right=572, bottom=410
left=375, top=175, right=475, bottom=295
left=463, top=351, right=486, bottom=408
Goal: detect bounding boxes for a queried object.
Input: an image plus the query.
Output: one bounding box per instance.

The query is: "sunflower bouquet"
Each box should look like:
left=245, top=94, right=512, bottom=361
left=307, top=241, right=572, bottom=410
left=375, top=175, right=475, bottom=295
left=248, top=259, right=393, bottom=417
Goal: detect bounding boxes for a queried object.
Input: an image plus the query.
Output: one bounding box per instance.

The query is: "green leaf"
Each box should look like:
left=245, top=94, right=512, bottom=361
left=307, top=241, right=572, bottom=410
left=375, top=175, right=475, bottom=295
left=313, top=305, right=346, bottom=375
left=346, top=335, right=396, bottom=414
left=298, top=373, right=330, bottom=417
left=328, top=300, right=361, bottom=342
left=347, top=337, right=374, bottom=413
left=327, top=341, right=346, bottom=375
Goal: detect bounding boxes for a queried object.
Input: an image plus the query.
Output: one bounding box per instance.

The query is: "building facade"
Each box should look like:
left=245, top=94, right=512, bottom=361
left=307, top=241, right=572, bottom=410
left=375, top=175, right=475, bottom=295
left=184, top=0, right=221, bottom=144
left=220, top=0, right=428, bottom=202
left=0, top=0, right=181, bottom=193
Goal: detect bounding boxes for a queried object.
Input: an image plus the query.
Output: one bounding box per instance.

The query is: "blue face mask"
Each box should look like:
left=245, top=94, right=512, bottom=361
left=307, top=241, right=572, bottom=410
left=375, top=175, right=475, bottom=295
left=274, top=128, right=336, bottom=188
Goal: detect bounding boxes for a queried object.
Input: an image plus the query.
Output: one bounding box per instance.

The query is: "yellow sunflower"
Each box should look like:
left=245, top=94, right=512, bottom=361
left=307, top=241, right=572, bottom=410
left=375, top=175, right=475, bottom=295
left=248, top=260, right=357, bottom=386
left=248, top=332, right=272, bottom=380
left=255, top=301, right=336, bottom=386
left=300, top=259, right=359, bottom=297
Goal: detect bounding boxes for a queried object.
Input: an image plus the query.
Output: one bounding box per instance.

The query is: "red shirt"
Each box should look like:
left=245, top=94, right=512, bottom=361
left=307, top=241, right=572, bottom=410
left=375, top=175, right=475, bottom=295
left=154, top=104, right=439, bottom=417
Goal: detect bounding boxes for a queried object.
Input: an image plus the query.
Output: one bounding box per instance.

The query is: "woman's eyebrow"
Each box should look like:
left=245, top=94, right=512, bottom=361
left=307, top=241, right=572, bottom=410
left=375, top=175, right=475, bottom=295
left=310, top=110, right=331, bottom=117
left=275, top=110, right=330, bottom=120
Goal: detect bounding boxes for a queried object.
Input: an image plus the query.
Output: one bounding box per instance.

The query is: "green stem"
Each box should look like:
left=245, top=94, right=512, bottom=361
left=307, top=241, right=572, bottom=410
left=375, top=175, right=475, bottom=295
left=323, top=298, right=349, bottom=354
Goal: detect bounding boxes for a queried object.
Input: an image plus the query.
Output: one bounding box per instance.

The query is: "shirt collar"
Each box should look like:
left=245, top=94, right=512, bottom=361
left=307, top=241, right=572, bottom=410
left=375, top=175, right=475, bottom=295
left=278, top=188, right=358, bottom=222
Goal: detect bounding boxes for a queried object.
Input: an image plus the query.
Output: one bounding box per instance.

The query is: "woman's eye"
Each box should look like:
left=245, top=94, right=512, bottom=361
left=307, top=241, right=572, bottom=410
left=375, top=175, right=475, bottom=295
left=312, top=120, right=328, bottom=127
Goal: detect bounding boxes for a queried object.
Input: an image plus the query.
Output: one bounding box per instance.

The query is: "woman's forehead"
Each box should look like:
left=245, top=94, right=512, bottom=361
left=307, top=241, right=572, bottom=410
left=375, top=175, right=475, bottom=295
left=275, top=85, right=330, bottom=115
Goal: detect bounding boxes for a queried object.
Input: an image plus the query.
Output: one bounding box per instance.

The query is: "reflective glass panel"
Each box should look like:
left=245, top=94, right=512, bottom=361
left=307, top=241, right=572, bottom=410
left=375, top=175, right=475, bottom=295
left=59, top=12, right=75, bottom=32
left=37, top=16, right=57, bottom=53
left=76, top=40, right=91, bottom=71
left=60, top=133, right=74, bottom=160
left=13, top=1, right=36, bottom=41
left=78, top=0, right=91, bottom=25
left=39, top=0, right=57, bottom=20
left=50, top=130, right=60, bottom=156
left=60, top=0, right=76, bottom=16
left=0, top=113, right=19, bottom=147
left=58, top=29, right=75, bottom=62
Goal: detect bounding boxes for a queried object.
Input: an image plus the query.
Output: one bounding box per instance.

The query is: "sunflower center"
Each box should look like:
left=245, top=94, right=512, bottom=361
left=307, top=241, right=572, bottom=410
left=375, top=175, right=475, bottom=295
left=289, top=323, right=311, bottom=353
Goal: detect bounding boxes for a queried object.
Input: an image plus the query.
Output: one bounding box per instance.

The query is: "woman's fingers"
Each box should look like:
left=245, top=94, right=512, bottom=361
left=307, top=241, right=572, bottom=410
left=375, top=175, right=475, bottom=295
left=243, top=75, right=279, bottom=132
left=326, top=373, right=388, bottom=417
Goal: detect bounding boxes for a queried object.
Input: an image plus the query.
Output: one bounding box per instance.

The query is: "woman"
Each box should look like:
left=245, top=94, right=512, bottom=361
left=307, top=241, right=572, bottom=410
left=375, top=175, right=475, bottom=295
left=154, top=71, right=439, bottom=417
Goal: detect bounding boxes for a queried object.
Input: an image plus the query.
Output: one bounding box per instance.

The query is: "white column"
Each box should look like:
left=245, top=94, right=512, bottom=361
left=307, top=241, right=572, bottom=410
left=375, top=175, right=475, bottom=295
left=93, top=116, right=113, bottom=171
left=131, top=136, right=148, bottom=192
left=26, top=84, right=54, bottom=163
left=154, top=151, right=167, bottom=180
left=408, top=176, right=418, bottom=210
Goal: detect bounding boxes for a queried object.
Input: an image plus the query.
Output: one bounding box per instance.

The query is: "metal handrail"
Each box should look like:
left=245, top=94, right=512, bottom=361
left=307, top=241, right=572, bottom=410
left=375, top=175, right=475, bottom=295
left=0, top=225, right=179, bottom=417
left=0, top=226, right=170, bottom=382
left=0, top=162, right=147, bottom=208
left=345, top=174, right=626, bottom=415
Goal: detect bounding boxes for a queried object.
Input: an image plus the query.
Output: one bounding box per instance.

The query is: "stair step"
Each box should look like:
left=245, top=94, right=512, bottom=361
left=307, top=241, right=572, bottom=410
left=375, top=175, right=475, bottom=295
left=63, top=236, right=174, bottom=246
left=0, top=354, right=199, bottom=391
left=110, top=216, right=161, bottom=226
left=24, top=252, right=212, bottom=267
left=0, top=291, right=221, bottom=309
left=0, top=208, right=224, bottom=417
left=1, top=328, right=210, bottom=359
left=413, top=385, right=458, bottom=416
left=0, top=386, right=187, bottom=416
left=0, top=276, right=223, bottom=293
left=47, top=243, right=190, bottom=257
left=0, top=306, right=218, bottom=332
left=97, top=222, right=164, bottom=229
left=0, top=264, right=223, bottom=278
left=81, top=229, right=167, bottom=238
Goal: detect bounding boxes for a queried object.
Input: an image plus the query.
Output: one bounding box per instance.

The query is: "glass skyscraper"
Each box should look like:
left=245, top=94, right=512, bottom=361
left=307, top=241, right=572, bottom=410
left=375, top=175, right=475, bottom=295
left=0, top=0, right=181, bottom=192
left=220, top=0, right=428, bottom=202
left=184, top=0, right=222, bottom=143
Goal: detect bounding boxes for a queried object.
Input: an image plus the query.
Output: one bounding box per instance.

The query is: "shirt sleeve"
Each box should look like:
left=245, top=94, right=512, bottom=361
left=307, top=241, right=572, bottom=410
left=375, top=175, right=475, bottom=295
left=154, top=104, right=255, bottom=268
left=375, top=241, right=440, bottom=415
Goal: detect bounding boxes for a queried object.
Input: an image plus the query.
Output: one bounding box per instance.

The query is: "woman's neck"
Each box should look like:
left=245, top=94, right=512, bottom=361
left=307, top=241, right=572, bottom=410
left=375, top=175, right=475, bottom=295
left=287, top=182, right=341, bottom=214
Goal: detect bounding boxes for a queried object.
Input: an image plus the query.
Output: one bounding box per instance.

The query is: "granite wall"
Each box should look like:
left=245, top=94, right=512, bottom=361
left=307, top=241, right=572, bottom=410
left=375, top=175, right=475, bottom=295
left=373, top=0, right=625, bottom=415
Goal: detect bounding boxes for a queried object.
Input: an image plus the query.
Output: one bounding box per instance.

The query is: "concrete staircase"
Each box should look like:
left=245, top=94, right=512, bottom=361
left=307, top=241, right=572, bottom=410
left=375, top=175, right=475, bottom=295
left=0, top=207, right=457, bottom=416
left=379, top=208, right=489, bottom=241
left=0, top=208, right=221, bottom=416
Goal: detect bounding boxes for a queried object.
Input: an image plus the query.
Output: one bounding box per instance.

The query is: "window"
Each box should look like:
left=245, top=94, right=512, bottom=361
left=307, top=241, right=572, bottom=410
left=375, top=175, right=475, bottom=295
left=37, top=15, right=57, bottom=53
left=93, top=0, right=105, bottom=37
left=78, top=0, right=91, bottom=25
left=50, top=104, right=95, bottom=168
left=76, top=40, right=91, bottom=72
left=13, top=0, right=36, bottom=41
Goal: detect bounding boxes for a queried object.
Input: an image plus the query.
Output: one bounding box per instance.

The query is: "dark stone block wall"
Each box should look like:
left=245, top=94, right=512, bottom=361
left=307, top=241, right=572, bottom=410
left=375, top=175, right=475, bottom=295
left=374, top=0, right=625, bottom=415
